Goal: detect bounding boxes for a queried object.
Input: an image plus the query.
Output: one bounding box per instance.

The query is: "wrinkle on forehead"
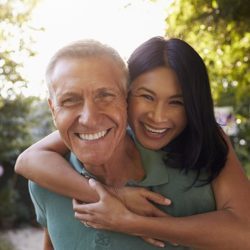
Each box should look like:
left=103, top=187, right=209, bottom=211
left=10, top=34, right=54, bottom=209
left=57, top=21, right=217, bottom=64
left=49, top=57, right=127, bottom=102
left=48, top=56, right=127, bottom=97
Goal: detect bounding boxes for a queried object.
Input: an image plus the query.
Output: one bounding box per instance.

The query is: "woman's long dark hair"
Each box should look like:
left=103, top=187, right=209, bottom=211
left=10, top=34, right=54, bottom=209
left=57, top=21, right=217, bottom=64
left=128, top=36, right=228, bottom=184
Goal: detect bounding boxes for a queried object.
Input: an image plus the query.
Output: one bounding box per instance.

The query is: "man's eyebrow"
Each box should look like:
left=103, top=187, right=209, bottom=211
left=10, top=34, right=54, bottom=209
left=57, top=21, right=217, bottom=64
left=97, top=86, right=117, bottom=90
left=57, top=92, right=80, bottom=98
left=95, top=87, right=120, bottom=93
left=96, top=87, right=110, bottom=91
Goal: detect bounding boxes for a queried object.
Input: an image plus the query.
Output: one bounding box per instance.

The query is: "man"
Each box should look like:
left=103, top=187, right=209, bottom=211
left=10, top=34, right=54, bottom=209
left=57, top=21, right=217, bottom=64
left=29, top=40, right=169, bottom=250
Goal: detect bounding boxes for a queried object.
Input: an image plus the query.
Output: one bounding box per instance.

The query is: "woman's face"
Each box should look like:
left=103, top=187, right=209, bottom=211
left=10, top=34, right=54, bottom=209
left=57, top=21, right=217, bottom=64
left=128, top=67, right=187, bottom=150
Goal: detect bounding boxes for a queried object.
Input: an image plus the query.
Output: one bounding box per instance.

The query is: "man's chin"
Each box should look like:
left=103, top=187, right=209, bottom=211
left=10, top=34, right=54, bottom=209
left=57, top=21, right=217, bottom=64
left=76, top=153, right=109, bottom=167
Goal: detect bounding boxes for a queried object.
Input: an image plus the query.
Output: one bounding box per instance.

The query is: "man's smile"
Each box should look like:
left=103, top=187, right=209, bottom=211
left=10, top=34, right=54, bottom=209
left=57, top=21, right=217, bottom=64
left=77, top=129, right=110, bottom=141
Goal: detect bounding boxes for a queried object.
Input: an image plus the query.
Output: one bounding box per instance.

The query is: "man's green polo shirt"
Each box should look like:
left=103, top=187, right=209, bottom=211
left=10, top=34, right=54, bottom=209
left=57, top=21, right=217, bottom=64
left=29, top=142, right=215, bottom=250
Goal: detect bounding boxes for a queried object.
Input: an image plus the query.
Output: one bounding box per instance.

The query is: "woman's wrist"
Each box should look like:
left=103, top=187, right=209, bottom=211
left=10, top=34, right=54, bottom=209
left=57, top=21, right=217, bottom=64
left=106, top=186, right=125, bottom=203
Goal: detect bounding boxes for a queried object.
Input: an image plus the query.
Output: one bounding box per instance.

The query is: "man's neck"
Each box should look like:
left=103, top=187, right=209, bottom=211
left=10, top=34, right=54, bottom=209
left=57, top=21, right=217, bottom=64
left=84, top=134, right=145, bottom=187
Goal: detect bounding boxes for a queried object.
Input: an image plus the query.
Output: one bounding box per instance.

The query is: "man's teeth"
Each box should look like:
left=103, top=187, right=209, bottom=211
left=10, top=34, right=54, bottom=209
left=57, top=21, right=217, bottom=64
left=144, top=124, right=167, bottom=134
left=78, top=130, right=107, bottom=141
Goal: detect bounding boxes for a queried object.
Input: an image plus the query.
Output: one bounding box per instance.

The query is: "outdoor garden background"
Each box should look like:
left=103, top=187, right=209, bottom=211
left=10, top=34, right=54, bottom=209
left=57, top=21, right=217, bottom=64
left=0, top=0, right=249, bottom=249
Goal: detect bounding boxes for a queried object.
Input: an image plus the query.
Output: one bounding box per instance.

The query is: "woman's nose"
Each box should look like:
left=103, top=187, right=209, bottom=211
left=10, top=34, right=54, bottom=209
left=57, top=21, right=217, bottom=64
left=147, top=103, right=167, bottom=123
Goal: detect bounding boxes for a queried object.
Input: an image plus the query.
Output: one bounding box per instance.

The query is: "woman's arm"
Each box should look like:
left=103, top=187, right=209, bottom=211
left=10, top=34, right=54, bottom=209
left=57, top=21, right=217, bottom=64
left=73, top=134, right=250, bottom=249
left=43, top=228, right=53, bottom=250
left=15, top=131, right=170, bottom=215
left=15, top=130, right=98, bottom=202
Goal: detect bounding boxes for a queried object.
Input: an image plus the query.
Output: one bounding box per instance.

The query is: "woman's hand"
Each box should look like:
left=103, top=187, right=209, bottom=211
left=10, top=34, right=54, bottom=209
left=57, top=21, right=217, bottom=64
left=108, top=184, right=171, bottom=217
left=73, top=179, right=132, bottom=231
left=73, top=178, right=168, bottom=248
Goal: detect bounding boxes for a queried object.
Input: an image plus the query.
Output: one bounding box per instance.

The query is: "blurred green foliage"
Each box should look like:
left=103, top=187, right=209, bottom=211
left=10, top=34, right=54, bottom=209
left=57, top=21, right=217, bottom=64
left=0, top=96, right=34, bottom=164
left=0, top=179, right=30, bottom=228
left=0, top=0, right=53, bottom=229
left=165, top=0, right=250, bottom=176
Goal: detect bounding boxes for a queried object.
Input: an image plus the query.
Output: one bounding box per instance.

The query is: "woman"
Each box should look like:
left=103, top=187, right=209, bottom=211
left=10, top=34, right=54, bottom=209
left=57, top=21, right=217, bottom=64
left=15, top=37, right=250, bottom=249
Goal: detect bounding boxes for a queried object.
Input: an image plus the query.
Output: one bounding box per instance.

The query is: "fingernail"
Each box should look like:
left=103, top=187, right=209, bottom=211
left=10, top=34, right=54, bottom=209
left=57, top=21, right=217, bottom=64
left=89, top=178, right=96, bottom=185
left=159, top=242, right=165, bottom=248
left=165, top=199, right=171, bottom=205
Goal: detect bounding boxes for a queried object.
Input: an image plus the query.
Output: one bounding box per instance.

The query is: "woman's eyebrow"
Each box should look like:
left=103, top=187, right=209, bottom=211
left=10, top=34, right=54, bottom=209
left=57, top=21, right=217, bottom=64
left=136, top=87, right=155, bottom=95
left=169, top=94, right=183, bottom=99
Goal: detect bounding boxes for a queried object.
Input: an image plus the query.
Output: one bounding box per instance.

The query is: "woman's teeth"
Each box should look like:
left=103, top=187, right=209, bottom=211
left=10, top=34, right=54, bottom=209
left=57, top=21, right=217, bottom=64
left=144, top=124, right=167, bottom=134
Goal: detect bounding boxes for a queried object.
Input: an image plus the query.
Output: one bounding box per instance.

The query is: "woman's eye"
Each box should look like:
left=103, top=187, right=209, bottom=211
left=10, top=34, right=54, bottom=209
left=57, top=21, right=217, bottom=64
left=170, top=100, right=184, bottom=105
left=141, top=94, right=154, bottom=101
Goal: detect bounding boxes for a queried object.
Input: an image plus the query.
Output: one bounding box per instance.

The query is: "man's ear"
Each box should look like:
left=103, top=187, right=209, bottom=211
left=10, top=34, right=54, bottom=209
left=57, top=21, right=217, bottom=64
left=48, top=98, right=57, bottom=128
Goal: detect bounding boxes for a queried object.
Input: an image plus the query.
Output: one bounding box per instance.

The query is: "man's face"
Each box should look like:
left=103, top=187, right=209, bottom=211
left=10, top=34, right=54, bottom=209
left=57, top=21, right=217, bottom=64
left=48, top=56, right=127, bottom=166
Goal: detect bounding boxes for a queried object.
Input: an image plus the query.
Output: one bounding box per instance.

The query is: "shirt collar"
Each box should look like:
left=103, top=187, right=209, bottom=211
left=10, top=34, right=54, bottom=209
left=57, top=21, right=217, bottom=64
left=67, top=153, right=96, bottom=179
left=67, top=134, right=169, bottom=187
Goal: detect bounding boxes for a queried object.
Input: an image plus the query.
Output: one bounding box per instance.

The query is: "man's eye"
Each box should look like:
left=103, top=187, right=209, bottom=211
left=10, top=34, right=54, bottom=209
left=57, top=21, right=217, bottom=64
left=96, top=92, right=115, bottom=101
left=61, top=98, right=81, bottom=107
left=101, top=92, right=114, bottom=97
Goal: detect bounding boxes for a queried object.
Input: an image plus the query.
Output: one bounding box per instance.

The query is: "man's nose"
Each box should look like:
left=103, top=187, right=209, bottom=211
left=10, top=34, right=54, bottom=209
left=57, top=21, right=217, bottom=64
left=148, top=103, right=167, bottom=123
left=78, top=101, right=99, bottom=126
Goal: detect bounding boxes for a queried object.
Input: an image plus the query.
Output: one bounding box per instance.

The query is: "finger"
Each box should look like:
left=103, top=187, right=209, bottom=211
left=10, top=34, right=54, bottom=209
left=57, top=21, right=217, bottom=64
left=88, top=178, right=109, bottom=199
left=75, top=211, right=92, bottom=221
left=150, top=206, right=168, bottom=217
left=72, top=199, right=83, bottom=209
left=170, top=242, right=179, bottom=246
left=72, top=199, right=90, bottom=212
left=141, top=237, right=165, bottom=248
left=73, top=200, right=98, bottom=214
left=140, top=199, right=168, bottom=217
left=144, top=190, right=171, bottom=206
left=81, top=221, right=91, bottom=228
left=72, top=199, right=80, bottom=211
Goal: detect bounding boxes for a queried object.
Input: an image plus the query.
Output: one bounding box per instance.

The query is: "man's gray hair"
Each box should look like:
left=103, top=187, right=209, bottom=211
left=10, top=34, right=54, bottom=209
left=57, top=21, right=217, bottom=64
left=46, top=39, right=128, bottom=92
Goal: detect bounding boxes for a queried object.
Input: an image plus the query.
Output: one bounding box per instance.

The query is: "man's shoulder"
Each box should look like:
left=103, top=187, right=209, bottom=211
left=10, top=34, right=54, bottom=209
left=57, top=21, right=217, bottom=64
left=28, top=180, right=67, bottom=202
left=28, top=180, right=44, bottom=193
left=28, top=180, right=72, bottom=217
left=28, top=180, right=53, bottom=200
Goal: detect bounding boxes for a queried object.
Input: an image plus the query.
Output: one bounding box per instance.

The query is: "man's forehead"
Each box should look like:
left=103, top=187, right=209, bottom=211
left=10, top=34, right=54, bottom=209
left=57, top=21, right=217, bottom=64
left=50, top=60, right=126, bottom=93
left=54, top=55, right=118, bottom=69
left=49, top=78, right=126, bottom=99
left=57, top=85, right=124, bottom=96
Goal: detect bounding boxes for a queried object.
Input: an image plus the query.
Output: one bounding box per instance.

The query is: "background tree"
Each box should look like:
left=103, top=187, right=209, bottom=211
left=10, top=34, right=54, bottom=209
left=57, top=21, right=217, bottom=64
left=165, top=0, right=250, bottom=176
left=0, top=0, right=54, bottom=228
